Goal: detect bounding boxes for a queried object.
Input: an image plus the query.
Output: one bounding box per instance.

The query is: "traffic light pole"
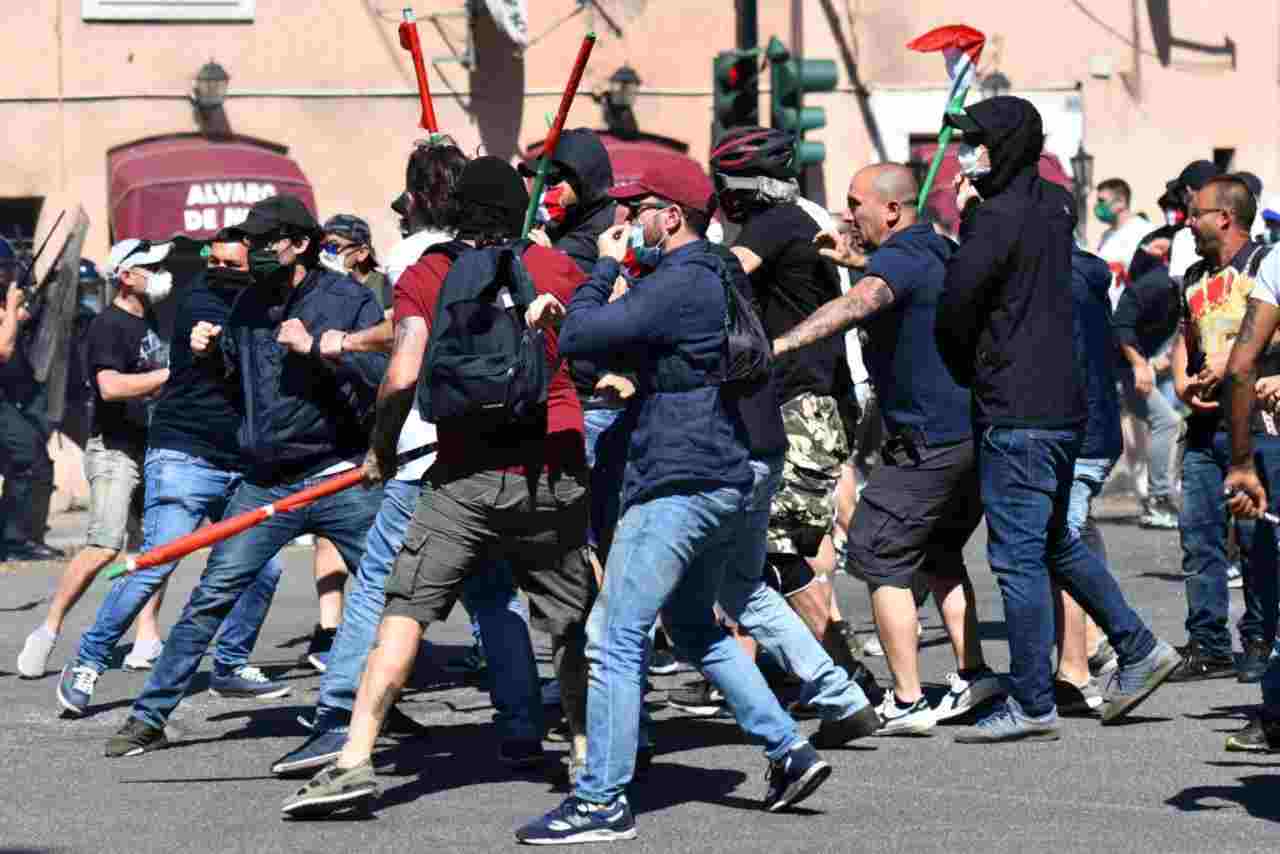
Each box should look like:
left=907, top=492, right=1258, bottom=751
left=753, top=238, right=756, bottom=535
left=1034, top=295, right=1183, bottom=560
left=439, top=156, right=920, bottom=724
left=791, top=0, right=807, bottom=195
left=736, top=0, right=757, bottom=51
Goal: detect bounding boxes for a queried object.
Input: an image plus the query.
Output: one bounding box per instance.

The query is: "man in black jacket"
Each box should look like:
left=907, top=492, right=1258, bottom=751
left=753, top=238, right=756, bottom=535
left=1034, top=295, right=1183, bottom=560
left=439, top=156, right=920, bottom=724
left=106, top=195, right=389, bottom=757
left=936, top=96, right=1179, bottom=743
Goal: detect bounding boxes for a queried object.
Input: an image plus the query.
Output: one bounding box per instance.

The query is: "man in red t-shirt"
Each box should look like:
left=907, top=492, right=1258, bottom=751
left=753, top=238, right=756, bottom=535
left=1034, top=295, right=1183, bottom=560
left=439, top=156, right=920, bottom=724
left=285, top=156, right=596, bottom=818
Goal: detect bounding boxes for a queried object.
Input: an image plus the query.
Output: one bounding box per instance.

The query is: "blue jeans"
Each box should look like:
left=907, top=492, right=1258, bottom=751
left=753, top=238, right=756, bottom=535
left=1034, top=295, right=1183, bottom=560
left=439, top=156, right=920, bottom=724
left=1121, top=372, right=1180, bottom=500
left=131, top=476, right=384, bottom=730
left=76, top=449, right=282, bottom=674
left=1180, top=432, right=1280, bottom=657
left=719, top=457, right=869, bottom=719
left=576, top=482, right=800, bottom=804
left=979, top=427, right=1156, bottom=717
left=583, top=407, right=626, bottom=551
left=1067, top=457, right=1117, bottom=564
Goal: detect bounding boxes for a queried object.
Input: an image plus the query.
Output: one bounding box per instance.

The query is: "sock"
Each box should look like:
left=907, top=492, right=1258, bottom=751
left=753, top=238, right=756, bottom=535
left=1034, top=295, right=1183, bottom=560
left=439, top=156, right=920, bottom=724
left=893, top=692, right=917, bottom=709
left=956, top=667, right=987, bottom=681
left=33, top=623, right=57, bottom=641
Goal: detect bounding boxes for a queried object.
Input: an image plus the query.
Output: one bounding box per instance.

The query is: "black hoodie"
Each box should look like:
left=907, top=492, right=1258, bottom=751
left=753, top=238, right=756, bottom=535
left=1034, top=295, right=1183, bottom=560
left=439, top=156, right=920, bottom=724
left=936, top=96, right=1086, bottom=429
left=542, top=129, right=625, bottom=405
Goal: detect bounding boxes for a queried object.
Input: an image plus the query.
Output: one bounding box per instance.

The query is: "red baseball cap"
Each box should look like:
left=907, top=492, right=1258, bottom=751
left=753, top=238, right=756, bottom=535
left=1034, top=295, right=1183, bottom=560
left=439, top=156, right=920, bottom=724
left=609, top=158, right=716, bottom=216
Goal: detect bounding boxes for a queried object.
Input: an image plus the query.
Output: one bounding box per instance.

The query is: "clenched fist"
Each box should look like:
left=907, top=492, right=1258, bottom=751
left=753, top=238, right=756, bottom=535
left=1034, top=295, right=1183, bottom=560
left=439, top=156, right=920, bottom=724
left=318, top=328, right=347, bottom=360
left=525, top=293, right=566, bottom=330
left=191, top=321, right=222, bottom=355
left=276, top=317, right=314, bottom=355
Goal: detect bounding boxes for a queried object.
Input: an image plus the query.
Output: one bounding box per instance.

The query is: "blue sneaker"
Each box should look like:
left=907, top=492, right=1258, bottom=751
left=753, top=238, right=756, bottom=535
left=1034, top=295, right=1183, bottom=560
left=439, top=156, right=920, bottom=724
left=763, top=741, right=831, bottom=812
left=57, top=663, right=99, bottom=716
left=271, top=729, right=348, bottom=777
left=954, top=698, right=1061, bottom=743
left=1101, top=639, right=1181, bottom=723
left=209, top=665, right=291, bottom=700
left=516, top=795, right=637, bottom=845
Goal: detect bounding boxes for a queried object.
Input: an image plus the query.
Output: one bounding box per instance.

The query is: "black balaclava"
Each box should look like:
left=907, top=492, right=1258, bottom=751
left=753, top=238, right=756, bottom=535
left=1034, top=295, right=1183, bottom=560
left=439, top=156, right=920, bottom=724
left=962, top=96, right=1045, bottom=199
left=453, top=156, right=531, bottom=239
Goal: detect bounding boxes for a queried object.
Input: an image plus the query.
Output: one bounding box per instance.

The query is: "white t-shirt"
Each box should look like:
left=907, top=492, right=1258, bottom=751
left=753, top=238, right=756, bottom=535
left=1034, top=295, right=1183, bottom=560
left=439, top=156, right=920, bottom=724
left=1096, top=216, right=1153, bottom=310
left=383, top=229, right=454, bottom=482
left=1168, top=226, right=1200, bottom=286
left=793, top=196, right=870, bottom=385
left=1252, top=247, right=1280, bottom=307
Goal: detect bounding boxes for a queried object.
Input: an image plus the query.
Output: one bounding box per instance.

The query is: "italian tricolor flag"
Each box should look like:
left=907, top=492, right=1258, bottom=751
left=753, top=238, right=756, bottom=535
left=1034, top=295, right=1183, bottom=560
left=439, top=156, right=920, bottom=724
left=906, top=24, right=987, bottom=108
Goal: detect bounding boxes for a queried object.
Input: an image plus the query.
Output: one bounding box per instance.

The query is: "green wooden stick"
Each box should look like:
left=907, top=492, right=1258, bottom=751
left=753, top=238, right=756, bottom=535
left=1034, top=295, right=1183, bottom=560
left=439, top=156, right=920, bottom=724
left=916, top=91, right=970, bottom=213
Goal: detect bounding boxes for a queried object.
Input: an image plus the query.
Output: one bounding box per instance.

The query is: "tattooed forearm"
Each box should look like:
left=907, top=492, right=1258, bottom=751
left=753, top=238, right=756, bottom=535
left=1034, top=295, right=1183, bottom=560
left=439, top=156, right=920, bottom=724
left=774, top=276, right=895, bottom=357
left=1237, top=299, right=1260, bottom=346
left=1225, top=368, right=1259, bottom=466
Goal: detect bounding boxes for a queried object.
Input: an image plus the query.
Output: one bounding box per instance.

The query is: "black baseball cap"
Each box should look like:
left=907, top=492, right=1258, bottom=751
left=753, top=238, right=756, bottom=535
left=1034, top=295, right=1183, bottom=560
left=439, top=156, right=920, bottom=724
left=1166, top=160, right=1220, bottom=194
left=1233, top=171, right=1262, bottom=197
left=231, top=194, right=319, bottom=237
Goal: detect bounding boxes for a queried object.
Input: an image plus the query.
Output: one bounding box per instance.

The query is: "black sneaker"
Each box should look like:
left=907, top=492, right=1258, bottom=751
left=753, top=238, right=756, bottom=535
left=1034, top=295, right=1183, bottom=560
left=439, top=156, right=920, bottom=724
left=763, top=742, right=831, bottom=812
left=499, top=738, right=546, bottom=768
left=304, top=625, right=336, bottom=672
left=1167, top=640, right=1235, bottom=682
left=1237, top=638, right=1272, bottom=684
left=667, top=679, right=728, bottom=717
left=1225, top=715, right=1280, bottom=753
left=810, top=704, right=881, bottom=748
left=382, top=704, right=431, bottom=739
left=105, top=717, right=169, bottom=757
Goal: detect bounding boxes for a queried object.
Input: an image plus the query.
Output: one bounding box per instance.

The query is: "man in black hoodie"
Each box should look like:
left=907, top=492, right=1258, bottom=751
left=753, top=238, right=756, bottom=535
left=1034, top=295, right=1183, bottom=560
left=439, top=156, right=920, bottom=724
left=936, top=96, right=1179, bottom=742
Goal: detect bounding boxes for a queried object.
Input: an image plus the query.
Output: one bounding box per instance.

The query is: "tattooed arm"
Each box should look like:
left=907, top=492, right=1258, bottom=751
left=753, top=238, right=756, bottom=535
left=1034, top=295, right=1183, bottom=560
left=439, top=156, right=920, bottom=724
left=773, top=275, right=895, bottom=358
left=1224, top=297, right=1280, bottom=517
left=364, top=316, right=428, bottom=485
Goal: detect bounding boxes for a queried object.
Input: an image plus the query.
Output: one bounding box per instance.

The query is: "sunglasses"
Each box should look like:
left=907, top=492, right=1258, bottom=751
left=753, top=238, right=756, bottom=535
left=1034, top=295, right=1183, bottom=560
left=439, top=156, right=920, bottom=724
left=623, top=200, right=670, bottom=219
left=320, top=241, right=361, bottom=254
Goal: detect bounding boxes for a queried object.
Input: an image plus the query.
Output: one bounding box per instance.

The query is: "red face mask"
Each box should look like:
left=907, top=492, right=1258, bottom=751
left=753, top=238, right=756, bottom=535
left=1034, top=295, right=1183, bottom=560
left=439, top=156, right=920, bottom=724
left=539, top=184, right=569, bottom=226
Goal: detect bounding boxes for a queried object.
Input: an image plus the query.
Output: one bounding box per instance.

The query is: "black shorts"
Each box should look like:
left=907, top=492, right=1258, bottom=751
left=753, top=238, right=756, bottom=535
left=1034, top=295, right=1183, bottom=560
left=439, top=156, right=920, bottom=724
left=762, top=552, right=818, bottom=598
left=846, top=438, right=981, bottom=589
left=384, top=465, right=597, bottom=637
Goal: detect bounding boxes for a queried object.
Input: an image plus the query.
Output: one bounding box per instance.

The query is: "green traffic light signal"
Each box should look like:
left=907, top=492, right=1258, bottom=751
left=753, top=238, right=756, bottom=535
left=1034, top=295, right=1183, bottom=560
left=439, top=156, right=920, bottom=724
left=767, top=36, right=837, bottom=166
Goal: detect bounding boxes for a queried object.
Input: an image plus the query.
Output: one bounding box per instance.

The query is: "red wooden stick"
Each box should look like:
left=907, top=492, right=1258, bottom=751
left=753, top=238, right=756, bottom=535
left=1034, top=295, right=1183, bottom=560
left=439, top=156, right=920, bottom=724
left=545, top=32, right=598, bottom=159
left=399, top=8, right=439, bottom=132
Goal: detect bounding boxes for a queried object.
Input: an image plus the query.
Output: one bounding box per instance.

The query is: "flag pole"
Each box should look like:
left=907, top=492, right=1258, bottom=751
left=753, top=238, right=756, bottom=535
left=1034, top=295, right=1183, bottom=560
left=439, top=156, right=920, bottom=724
left=916, top=96, right=967, bottom=213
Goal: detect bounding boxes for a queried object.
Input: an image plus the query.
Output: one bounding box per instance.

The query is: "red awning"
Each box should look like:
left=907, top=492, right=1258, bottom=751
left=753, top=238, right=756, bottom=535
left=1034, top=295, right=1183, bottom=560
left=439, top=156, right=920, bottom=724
left=107, top=134, right=317, bottom=241
left=908, top=142, right=1075, bottom=235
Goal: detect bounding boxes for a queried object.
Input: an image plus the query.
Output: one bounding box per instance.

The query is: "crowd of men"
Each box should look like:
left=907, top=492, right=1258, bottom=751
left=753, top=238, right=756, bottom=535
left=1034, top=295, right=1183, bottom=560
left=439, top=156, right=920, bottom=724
left=4, top=94, right=1280, bottom=844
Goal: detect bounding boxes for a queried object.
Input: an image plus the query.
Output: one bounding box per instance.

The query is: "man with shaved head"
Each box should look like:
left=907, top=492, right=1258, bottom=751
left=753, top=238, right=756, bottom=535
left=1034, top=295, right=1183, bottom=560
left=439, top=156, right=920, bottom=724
left=775, top=162, right=1001, bottom=735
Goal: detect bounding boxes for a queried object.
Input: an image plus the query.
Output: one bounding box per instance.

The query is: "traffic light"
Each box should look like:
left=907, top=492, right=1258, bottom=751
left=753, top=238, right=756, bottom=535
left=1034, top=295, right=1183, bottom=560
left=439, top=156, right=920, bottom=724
left=767, top=36, right=837, bottom=168
left=712, top=49, right=760, bottom=140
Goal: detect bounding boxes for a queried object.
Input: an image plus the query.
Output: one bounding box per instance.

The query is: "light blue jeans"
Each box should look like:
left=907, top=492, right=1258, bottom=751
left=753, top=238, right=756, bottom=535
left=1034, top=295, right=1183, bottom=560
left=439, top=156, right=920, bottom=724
left=76, top=449, right=282, bottom=674
left=575, top=482, right=801, bottom=804
left=313, top=478, right=539, bottom=740
left=721, top=457, right=869, bottom=720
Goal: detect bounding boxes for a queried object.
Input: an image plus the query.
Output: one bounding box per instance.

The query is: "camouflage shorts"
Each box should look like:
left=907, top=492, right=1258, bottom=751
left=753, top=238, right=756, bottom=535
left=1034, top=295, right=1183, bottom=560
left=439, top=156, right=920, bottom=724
left=768, top=393, right=849, bottom=555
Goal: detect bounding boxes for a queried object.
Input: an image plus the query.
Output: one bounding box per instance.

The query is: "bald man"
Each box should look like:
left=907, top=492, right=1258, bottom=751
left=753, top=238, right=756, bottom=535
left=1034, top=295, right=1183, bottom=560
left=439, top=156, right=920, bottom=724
left=774, top=163, right=1000, bottom=735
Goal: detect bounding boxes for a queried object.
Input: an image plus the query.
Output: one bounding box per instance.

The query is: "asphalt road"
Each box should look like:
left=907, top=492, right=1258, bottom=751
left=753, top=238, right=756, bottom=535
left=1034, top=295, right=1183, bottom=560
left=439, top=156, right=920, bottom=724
left=1, top=510, right=1276, bottom=853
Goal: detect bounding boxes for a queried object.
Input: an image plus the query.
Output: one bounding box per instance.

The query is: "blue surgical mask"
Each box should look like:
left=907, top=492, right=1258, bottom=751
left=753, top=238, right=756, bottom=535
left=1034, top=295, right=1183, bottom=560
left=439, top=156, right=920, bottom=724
left=629, top=224, right=663, bottom=270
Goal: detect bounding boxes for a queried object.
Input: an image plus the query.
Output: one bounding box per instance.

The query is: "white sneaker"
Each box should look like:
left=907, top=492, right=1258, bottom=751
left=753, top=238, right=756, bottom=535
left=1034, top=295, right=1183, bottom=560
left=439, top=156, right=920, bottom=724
left=875, top=692, right=936, bottom=736
left=17, top=626, right=57, bottom=678
left=1227, top=563, right=1243, bottom=590
left=933, top=670, right=1005, bottom=722
left=123, top=638, right=164, bottom=671
left=860, top=634, right=885, bottom=657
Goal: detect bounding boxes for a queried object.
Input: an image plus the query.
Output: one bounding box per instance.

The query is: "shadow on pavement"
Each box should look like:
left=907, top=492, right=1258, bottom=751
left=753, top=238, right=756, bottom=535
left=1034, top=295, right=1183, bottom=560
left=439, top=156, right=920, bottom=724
left=1166, top=774, right=1280, bottom=821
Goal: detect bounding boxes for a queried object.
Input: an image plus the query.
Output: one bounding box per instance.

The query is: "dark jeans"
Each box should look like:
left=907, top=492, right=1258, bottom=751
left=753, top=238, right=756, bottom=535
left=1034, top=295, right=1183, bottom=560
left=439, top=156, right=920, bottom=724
left=978, top=426, right=1157, bottom=717
left=0, top=392, right=55, bottom=542
left=1179, top=431, right=1280, bottom=657
left=131, top=476, right=384, bottom=729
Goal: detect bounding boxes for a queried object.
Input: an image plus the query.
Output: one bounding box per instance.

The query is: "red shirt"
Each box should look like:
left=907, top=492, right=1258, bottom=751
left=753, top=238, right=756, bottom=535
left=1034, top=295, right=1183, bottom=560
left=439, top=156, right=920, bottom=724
left=395, top=243, right=587, bottom=473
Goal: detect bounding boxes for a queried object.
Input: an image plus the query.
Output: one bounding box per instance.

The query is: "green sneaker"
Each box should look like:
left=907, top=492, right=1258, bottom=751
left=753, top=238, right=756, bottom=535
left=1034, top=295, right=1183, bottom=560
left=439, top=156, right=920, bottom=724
left=281, top=761, right=378, bottom=818
left=1225, top=717, right=1280, bottom=753
left=105, top=718, right=169, bottom=758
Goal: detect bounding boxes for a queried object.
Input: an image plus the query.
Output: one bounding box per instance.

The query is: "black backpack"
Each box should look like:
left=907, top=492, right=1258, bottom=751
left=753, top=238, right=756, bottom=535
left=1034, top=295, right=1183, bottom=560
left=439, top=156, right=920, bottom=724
left=712, top=250, right=772, bottom=390
left=417, top=239, right=551, bottom=432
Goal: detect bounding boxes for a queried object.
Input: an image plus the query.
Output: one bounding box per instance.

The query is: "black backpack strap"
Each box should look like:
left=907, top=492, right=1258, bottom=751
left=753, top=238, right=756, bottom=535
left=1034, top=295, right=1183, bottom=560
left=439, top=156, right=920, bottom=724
left=504, top=239, right=539, bottom=308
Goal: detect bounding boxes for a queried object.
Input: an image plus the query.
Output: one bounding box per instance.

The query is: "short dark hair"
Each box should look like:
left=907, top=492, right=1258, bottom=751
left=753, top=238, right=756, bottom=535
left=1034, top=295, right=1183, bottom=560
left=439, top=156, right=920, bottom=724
left=1203, top=175, right=1257, bottom=231
left=212, top=226, right=247, bottom=244
left=407, top=139, right=468, bottom=231
left=1096, top=178, right=1131, bottom=206
left=679, top=205, right=710, bottom=238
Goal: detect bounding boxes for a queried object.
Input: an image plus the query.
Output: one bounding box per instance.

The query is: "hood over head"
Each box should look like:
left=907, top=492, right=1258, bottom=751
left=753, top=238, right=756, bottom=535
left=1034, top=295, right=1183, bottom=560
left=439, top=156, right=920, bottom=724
left=955, top=96, right=1045, bottom=199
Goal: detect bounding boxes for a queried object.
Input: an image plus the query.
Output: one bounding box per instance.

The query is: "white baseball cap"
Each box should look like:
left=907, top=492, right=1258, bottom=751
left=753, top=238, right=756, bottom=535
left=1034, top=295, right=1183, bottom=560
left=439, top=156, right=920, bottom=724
left=107, top=238, right=172, bottom=278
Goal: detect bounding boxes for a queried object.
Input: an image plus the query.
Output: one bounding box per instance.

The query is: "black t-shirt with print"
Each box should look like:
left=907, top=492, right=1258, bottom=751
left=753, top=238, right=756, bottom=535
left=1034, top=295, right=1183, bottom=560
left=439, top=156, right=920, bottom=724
left=735, top=203, right=847, bottom=403
left=84, top=304, right=167, bottom=452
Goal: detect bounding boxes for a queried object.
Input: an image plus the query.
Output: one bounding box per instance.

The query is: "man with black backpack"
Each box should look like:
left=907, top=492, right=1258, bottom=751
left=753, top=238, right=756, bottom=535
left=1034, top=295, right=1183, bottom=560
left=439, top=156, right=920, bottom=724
left=283, top=157, right=596, bottom=818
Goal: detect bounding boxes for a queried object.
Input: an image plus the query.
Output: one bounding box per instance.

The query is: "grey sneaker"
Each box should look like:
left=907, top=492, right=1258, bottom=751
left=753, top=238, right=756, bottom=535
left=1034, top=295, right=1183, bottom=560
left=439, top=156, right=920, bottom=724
left=1101, top=640, right=1181, bottom=724
left=17, top=625, right=57, bottom=678
left=57, top=663, right=99, bottom=716
left=1088, top=638, right=1118, bottom=678
left=954, top=698, right=1061, bottom=744
left=1139, top=496, right=1179, bottom=530
left=281, top=761, right=378, bottom=818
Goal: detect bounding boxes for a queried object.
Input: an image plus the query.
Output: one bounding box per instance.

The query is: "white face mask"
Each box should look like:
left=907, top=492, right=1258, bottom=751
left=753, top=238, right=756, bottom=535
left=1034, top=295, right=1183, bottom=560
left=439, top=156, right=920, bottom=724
left=957, top=143, right=992, bottom=180
left=319, top=250, right=348, bottom=275
left=141, top=269, right=173, bottom=302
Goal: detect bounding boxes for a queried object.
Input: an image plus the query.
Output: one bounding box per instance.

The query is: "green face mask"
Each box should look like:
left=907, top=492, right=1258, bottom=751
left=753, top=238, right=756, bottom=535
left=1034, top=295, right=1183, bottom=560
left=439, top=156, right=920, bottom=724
left=248, top=245, right=292, bottom=295
left=1094, top=200, right=1118, bottom=224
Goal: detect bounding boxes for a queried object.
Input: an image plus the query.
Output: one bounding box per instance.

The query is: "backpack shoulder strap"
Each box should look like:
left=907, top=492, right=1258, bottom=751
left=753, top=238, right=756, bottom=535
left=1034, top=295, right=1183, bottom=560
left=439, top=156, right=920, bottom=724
left=1248, top=244, right=1271, bottom=278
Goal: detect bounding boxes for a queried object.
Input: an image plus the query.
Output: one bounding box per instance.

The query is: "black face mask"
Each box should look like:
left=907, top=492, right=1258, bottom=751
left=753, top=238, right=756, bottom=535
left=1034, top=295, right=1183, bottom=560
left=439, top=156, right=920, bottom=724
left=206, top=267, right=254, bottom=290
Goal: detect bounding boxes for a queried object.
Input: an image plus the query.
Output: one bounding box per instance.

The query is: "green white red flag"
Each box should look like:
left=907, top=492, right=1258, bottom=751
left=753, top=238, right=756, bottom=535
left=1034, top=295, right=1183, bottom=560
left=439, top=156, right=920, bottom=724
left=906, top=25, right=987, bottom=107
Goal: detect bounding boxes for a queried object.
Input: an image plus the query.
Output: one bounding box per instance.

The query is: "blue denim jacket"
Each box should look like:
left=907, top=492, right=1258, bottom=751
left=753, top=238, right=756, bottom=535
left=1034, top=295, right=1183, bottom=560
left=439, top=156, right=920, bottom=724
left=559, top=240, right=752, bottom=508
left=1071, top=245, right=1123, bottom=460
